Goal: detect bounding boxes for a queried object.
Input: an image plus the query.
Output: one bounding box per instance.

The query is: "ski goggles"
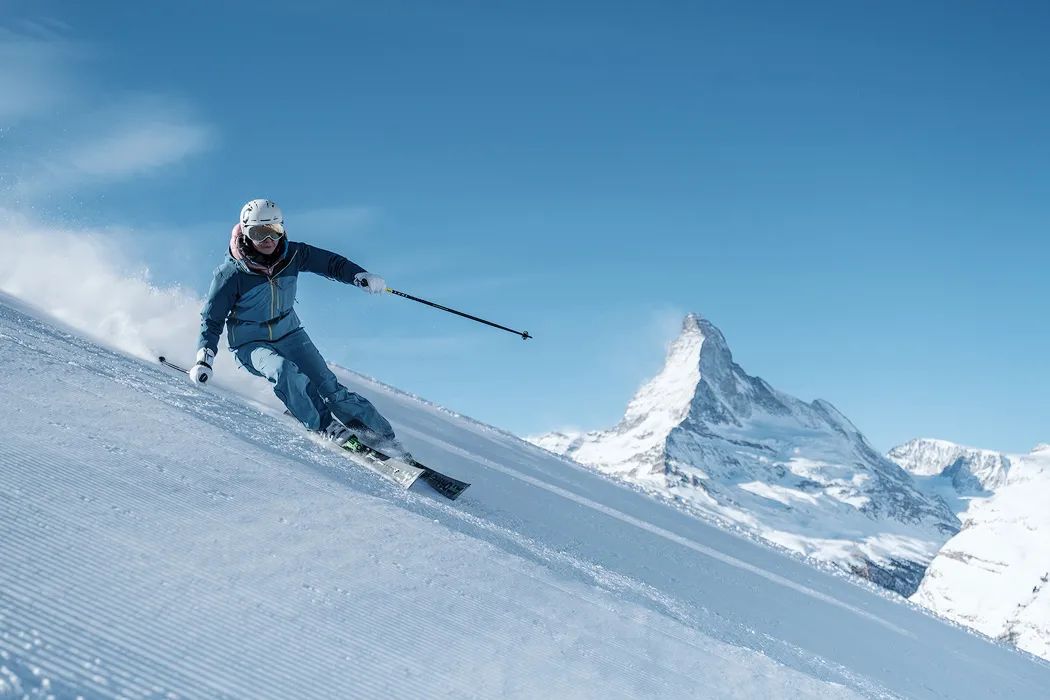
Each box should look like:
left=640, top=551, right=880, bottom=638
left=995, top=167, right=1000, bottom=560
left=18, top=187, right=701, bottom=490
left=245, top=222, right=286, bottom=243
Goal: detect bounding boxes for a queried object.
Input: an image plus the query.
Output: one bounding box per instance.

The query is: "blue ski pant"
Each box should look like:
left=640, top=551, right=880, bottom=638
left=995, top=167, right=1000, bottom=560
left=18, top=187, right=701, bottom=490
left=233, top=328, right=395, bottom=439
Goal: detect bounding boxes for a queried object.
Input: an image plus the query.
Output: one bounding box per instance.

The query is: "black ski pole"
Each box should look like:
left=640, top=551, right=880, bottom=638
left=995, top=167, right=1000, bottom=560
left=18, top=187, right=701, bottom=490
left=158, top=356, right=190, bottom=374
left=377, top=285, right=532, bottom=340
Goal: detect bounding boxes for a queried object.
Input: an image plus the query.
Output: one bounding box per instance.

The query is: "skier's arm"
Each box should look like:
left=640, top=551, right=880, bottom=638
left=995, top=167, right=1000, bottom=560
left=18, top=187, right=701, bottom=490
left=295, top=243, right=368, bottom=284
left=197, top=266, right=238, bottom=354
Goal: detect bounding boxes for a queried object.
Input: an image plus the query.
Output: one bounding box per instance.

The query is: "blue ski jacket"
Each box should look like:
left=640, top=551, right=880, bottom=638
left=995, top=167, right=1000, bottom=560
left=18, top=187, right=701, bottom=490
left=197, top=230, right=367, bottom=354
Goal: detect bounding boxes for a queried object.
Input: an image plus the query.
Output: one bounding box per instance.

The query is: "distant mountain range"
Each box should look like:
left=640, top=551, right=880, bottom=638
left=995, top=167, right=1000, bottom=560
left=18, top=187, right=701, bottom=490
left=888, top=438, right=1011, bottom=495
left=531, top=314, right=959, bottom=596
left=888, top=438, right=1050, bottom=660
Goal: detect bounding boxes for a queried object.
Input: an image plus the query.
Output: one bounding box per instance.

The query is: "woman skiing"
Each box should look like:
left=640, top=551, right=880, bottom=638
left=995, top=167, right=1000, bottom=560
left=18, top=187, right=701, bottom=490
left=192, top=198, right=402, bottom=453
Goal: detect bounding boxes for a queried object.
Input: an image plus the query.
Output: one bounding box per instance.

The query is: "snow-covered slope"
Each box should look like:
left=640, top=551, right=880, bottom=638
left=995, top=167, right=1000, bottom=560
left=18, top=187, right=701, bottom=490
left=533, top=314, right=958, bottom=596
left=906, top=442, right=1050, bottom=660
left=889, top=438, right=1011, bottom=494
left=4, top=298, right=1050, bottom=697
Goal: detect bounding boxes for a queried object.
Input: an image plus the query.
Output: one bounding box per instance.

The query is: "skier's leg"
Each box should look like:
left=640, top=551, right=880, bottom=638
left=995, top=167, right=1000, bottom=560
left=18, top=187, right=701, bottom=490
left=275, top=329, right=396, bottom=440
left=303, top=379, right=332, bottom=427
left=233, top=342, right=328, bottom=431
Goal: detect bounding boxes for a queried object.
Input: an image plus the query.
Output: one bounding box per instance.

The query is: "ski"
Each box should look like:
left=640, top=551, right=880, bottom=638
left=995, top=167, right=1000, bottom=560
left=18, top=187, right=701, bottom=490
left=343, top=436, right=470, bottom=501
left=416, top=466, right=471, bottom=501
left=340, top=436, right=425, bottom=489
left=159, top=356, right=469, bottom=500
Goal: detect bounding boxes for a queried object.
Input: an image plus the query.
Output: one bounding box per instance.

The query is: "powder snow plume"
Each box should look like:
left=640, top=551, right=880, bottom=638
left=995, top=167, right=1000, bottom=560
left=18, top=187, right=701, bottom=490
left=3, top=208, right=198, bottom=358
left=2, top=207, right=274, bottom=408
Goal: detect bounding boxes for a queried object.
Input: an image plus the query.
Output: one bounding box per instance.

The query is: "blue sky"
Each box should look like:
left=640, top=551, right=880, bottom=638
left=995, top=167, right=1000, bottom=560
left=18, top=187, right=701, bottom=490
left=3, top=1, right=1048, bottom=453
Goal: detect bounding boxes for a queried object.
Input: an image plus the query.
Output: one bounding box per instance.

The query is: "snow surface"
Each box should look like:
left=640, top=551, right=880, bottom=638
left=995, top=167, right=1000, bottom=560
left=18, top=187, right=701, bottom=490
left=898, top=440, right=1050, bottom=661
left=533, top=315, right=958, bottom=597
left=2, top=297, right=1050, bottom=697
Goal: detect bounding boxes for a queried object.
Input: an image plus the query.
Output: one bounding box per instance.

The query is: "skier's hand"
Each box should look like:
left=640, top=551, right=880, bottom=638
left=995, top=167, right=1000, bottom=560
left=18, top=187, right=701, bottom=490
left=354, top=272, right=386, bottom=295
left=190, top=348, right=214, bottom=385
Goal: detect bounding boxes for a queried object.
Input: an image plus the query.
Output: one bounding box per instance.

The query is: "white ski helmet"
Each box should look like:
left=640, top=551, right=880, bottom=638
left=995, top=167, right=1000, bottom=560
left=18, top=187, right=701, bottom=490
left=240, top=199, right=284, bottom=232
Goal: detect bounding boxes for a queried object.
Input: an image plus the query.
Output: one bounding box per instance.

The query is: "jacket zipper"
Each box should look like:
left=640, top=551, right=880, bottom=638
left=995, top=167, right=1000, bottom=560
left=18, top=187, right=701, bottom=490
left=268, top=277, right=277, bottom=340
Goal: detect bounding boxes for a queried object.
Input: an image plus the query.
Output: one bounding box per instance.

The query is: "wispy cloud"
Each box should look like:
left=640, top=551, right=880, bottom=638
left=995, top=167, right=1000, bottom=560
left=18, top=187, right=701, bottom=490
left=0, top=22, right=215, bottom=200
left=0, top=24, right=84, bottom=122
left=645, top=303, right=692, bottom=350
left=68, top=117, right=213, bottom=178
left=13, top=94, right=215, bottom=197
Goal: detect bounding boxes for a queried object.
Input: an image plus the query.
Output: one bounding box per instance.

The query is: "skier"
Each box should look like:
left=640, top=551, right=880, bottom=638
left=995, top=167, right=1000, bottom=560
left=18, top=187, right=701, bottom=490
left=191, top=198, right=403, bottom=454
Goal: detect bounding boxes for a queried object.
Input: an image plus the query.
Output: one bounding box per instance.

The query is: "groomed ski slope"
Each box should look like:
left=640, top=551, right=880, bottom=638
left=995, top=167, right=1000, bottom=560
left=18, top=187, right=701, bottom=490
left=1, top=296, right=1048, bottom=699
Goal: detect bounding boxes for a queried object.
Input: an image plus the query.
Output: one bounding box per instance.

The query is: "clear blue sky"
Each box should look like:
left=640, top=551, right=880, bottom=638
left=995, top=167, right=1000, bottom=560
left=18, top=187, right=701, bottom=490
left=3, top=1, right=1048, bottom=453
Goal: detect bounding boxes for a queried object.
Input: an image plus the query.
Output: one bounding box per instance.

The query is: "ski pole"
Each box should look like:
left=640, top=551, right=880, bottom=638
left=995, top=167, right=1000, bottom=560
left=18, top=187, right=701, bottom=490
left=158, top=356, right=190, bottom=374
left=376, top=285, right=533, bottom=340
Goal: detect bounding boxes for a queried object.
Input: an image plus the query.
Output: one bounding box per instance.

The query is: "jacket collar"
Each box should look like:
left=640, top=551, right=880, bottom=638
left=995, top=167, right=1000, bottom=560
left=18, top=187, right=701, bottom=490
left=228, top=222, right=290, bottom=277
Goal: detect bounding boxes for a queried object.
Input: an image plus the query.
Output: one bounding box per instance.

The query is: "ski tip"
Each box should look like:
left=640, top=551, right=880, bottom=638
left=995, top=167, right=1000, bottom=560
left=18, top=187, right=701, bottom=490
left=446, top=486, right=469, bottom=501
left=158, top=356, right=166, bottom=362
left=418, top=470, right=471, bottom=500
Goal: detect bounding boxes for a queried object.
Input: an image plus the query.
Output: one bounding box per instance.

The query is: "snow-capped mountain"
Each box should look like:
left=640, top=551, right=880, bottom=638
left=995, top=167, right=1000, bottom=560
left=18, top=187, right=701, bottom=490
left=900, top=441, right=1050, bottom=660
left=888, top=438, right=1011, bottom=494
left=532, top=314, right=959, bottom=596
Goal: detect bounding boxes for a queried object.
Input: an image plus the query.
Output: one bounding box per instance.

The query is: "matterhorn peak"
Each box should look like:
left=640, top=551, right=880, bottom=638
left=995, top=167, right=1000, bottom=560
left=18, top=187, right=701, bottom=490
left=619, top=314, right=740, bottom=425
left=679, top=313, right=729, bottom=354
left=673, top=313, right=736, bottom=380
left=620, top=314, right=706, bottom=427
left=533, top=313, right=959, bottom=596
left=681, top=312, right=703, bottom=333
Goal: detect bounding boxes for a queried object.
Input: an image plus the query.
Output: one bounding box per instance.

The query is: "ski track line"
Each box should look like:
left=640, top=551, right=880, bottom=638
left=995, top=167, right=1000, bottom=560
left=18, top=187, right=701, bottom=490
left=1, top=489, right=621, bottom=700
left=0, top=407, right=664, bottom=697
left=402, top=426, right=916, bottom=639
left=2, top=381, right=618, bottom=691
left=0, top=594, right=214, bottom=700
left=0, top=590, right=212, bottom=700
left=0, top=639, right=129, bottom=700
left=419, top=497, right=889, bottom=697
left=18, top=367, right=793, bottom=659
left=108, top=449, right=764, bottom=688
left=6, top=361, right=688, bottom=688
left=43, top=365, right=416, bottom=507
left=0, top=438, right=451, bottom=698
left=0, top=444, right=668, bottom=700
left=0, top=458, right=474, bottom=699
left=0, top=622, right=141, bottom=700
left=410, top=474, right=904, bottom=700
left=8, top=373, right=400, bottom=514
left=0, top=522, right=457, bottom=700
left=1, top=575, right=449, bottom=700
left=0, top=513, right=318, bottom=697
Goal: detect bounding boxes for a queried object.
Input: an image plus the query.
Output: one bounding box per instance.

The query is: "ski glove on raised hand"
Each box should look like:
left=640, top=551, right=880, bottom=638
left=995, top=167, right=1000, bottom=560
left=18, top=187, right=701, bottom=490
left=354, top=272, right=386, bottom=295
left=189, top=348, right=214, bottom=385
